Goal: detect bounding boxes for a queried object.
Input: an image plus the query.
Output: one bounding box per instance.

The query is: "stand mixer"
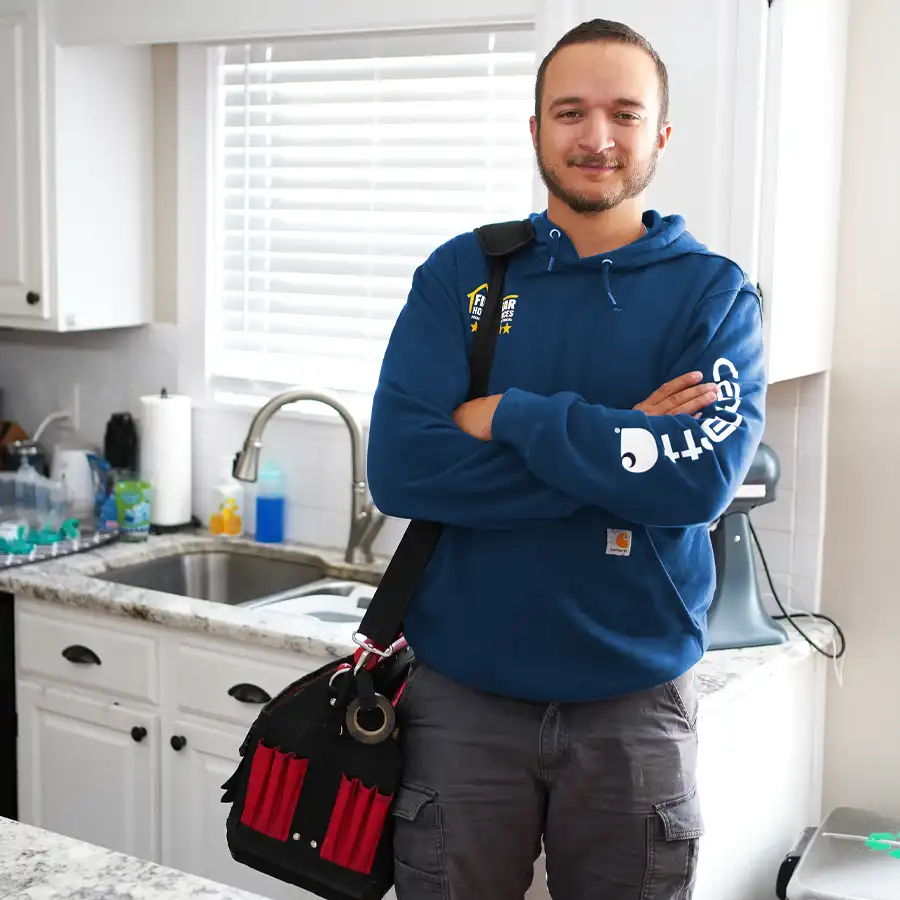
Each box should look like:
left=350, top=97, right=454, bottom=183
left=706, top=442, right=788, bottom=651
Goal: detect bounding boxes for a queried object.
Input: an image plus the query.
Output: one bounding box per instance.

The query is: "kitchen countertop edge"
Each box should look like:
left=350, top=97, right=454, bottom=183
left=0, top=532, right=835, bottom=702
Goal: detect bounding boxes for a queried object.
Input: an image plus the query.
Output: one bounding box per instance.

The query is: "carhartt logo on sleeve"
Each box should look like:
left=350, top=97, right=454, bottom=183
left=607, top=529, right=632, bottom=556
left=618, top=356, right=745, bottom=474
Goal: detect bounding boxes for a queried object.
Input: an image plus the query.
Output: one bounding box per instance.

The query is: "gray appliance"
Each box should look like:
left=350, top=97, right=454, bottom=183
left=706, top=442, right=788, bottom=651
left=777, top=806, right=900, bottom=899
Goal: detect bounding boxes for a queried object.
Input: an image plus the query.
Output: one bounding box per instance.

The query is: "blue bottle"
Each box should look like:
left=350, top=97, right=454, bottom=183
left=255, top=462, right=286, bottom=543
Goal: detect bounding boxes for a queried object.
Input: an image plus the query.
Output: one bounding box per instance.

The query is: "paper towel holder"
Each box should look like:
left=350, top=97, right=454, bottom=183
left=140, top=387, right=194, bottom=531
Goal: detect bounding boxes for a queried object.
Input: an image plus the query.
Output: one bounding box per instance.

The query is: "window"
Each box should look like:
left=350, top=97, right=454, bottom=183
left=208, top=25, right=537, bottom=417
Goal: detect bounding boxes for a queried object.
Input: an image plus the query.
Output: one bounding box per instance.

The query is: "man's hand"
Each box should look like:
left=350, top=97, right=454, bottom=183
left=453, top=373, right=717, bottom=442
left=453, top=395, right=503, bottom=441
left=634, top=371, right=718, bottom=416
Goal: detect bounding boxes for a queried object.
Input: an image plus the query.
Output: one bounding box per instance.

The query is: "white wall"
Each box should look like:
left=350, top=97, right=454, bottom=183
left=819, top=0, right=900, bottom=818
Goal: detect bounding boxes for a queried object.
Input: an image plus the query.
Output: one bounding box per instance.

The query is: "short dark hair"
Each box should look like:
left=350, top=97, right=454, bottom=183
left=535, top=19, right=669, bottom=130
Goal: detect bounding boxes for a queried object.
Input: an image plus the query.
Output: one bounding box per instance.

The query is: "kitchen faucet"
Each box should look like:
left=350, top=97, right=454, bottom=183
left=233, top=389, right=385, bottom=564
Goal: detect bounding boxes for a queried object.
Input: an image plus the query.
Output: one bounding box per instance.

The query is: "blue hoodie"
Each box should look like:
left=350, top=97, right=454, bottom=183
left=367, top=209, right=766, bottom=702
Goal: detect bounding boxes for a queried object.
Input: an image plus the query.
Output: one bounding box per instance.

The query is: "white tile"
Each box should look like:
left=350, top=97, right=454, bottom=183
left=290, top=506, right=349, bottom=551
left=759, top=571, right=792, bottom=618
left=789, top=574, right=820, bottom=614
left=751, top=488, right=795, bottom=533
left=798, top=398, right=827, bottom=459
left=373, top=515, right=409, bottom=557
left=750, top=526, right=794, bottom=575
left=792, top=531, right=822, bottom=582
left=794, top=453, right=825, bottom=536
left=765, top=379, right=800, bottom=412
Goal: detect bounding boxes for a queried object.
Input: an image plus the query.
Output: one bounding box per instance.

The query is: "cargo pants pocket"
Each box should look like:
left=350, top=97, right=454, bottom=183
left=391, top=784, right=447, bottom=900
left=641, top=786, right=704, bottom=900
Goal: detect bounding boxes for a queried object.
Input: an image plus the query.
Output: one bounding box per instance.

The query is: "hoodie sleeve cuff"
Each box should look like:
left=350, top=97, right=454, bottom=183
left=492, top=388, right=547, bottom=448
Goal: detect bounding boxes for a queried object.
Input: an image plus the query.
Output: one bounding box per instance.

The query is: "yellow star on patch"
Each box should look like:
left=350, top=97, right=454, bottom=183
left=500, top=324, right=511, bottom=334
left=471, top=322, right=478, bottom=332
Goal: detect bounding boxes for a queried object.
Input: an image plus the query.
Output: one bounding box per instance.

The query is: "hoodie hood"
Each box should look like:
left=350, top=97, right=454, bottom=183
left=531, top=209, right=708, bottom=272
left=529, top=209, right=712, bottom=311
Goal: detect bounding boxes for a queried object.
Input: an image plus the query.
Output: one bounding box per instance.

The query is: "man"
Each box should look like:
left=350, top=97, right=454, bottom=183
left=367, top=18, right=765, bottom=900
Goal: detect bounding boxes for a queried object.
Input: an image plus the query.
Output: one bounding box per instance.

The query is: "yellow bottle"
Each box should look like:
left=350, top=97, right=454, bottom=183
left=209, top=458, right=245, bottom=537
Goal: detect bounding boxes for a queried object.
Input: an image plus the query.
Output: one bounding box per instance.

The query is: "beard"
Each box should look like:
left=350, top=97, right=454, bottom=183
left=535, top=134, right=658, bottom=214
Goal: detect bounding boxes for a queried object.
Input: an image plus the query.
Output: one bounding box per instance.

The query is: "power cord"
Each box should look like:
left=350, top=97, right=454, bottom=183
left=748, top=518, right=846, bottom=660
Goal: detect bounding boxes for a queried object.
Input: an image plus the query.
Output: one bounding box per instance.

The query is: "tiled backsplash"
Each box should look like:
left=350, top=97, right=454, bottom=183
left=752, top=374, right=829, bottom=617
left=0, top=324, right=826, bottom=605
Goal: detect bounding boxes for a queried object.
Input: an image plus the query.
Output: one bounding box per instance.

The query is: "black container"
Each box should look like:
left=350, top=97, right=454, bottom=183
left=104, top=412, right=138, bottom=473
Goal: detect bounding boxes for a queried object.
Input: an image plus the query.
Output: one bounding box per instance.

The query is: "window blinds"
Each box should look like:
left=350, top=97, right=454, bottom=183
left=211, top=26, right=537, bottom=414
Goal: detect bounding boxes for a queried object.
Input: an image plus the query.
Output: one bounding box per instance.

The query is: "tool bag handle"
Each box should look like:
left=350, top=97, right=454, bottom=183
left=355, top=219, right=536, bottom=651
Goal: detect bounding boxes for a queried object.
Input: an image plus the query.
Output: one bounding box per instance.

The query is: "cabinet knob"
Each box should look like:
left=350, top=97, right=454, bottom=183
left=170, top=735, right=187, bottom=752
left=62, top=644, right=102, bottom=665
left=25, top=291, right=40, bottom=306
left=131, top=726, right=147, bottom=743
left=228, top=683, right=271, bottom=704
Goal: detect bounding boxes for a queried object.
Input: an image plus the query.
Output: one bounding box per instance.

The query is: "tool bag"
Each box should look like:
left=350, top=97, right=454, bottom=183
left=220, top=218, right=535, bottom=900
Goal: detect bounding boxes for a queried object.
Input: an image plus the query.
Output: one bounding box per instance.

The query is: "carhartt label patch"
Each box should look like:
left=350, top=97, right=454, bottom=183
left=606, top=529, right=632, bottom=556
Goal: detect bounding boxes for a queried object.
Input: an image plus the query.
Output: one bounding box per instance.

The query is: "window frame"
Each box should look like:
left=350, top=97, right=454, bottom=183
left=176, top=30, right=544, bottom=426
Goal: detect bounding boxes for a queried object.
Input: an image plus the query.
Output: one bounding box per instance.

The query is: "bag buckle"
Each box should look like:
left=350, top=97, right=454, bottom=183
left=352, top=633, right=406, bottom=675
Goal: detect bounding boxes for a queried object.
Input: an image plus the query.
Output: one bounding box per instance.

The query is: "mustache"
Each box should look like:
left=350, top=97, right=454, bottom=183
left=567, top=155, right=627, bottom=168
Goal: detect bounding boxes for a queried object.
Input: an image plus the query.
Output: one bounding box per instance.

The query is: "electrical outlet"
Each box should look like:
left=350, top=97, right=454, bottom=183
left=56, top=382, right=81, bottom=432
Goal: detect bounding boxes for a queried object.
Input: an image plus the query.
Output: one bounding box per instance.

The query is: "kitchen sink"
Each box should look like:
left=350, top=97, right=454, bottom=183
left=94, top=550, right=331, bottom=606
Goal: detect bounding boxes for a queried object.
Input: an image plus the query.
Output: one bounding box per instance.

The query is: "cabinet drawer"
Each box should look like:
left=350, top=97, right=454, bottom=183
left=175, top=643, right=312, bottom=727
left=16, top=608, right=159, bottom=703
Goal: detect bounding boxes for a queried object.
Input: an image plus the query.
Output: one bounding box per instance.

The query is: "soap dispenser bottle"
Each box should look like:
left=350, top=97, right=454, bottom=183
left=255, top=461, right=286, bottom=544
left=209, top=456, right=244, bottom=537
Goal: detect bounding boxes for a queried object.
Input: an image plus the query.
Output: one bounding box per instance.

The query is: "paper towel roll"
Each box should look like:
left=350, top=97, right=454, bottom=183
left=139, top=389, right=192, bottom=527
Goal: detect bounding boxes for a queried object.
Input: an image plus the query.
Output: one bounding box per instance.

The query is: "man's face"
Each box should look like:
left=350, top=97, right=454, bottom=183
left=531, top=41, right=670, bottom=215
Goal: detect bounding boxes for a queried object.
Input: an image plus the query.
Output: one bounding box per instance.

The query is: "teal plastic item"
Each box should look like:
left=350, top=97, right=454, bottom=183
left=29, top=518, right=80, bottom=545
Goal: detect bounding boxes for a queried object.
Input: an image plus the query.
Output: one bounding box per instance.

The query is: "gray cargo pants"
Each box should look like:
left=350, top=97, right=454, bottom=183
left=391, top=662, right=702, bottom=900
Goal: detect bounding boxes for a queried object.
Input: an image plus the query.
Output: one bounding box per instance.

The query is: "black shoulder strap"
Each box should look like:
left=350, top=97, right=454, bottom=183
left=356, top=219, right=535, bottom=652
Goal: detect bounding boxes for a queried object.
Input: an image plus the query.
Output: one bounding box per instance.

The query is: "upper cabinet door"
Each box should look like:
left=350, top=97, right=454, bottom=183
left=0, top=0, right=45, bottom=319
left=758, top=0, right=849, bottom=384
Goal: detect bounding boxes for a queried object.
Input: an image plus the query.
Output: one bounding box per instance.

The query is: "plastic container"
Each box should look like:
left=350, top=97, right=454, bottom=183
left=255, top=461, right=285, bottom=544
left=210, top=458, right=245, bottom=537
left=115, top=480, right=152, bottom=541
left=781, top=806, right=900, bottom=899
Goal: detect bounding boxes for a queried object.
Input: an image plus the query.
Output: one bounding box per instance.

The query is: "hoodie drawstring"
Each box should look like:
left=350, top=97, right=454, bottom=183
left=547, top=228, right=561, bottom=272
left=601, top=259, right=619, bottom=311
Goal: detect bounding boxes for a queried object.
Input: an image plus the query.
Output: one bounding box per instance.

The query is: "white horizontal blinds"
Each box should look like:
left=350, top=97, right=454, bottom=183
left=211, top=26, right=537, bottom=412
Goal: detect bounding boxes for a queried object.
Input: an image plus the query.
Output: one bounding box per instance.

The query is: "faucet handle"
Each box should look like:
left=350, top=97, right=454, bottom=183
left=357, top=506, right=387, bottom=563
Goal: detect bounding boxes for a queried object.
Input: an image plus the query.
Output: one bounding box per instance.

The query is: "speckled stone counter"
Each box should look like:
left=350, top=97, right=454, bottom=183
left=0, top=531, right=835, bottom=699
left=0, top=532, right=384, bottom=662
left=0, top=816, right=267, bottom=899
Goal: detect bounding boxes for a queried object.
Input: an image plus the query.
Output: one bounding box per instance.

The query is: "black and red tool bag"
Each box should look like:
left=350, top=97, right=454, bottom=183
left=220, top=218, right=535, bottom=900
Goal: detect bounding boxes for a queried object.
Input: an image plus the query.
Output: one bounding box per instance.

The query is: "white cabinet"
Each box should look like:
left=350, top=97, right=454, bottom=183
left=757, top=0, right=848, bottom=383
left=0, top=0, right=153, bottom=331
left=16, top=681, right=160, bottom=861
left=14, top=596, right=323, bottom=899
left=0, top=1, right=42, bottom=319
left=163, top=719, right=314, bottom=900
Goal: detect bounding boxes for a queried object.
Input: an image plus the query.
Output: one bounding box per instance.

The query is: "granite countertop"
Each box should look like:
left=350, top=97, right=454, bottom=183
left=0, top=531, right=836, bottom=701
left=0, top=531, right=384, bottom=662
left=0, top=816, right=268, bottom=899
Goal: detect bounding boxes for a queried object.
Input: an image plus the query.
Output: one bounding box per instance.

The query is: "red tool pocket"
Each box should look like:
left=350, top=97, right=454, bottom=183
left=240, top=742, right=309, bottom=841
left=320, top=774, right=394, bottom=874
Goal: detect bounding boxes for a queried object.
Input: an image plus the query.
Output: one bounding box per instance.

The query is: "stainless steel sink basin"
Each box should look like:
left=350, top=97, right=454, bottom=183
left=94, top=550, right=330, bottom=606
